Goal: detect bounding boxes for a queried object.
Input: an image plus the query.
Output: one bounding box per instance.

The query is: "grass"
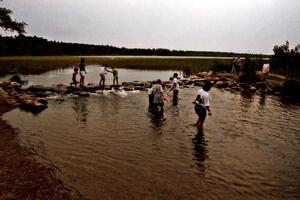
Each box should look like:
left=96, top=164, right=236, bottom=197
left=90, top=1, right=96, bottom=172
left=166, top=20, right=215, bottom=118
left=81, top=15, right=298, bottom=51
left=0, top=56, right=232, bottom=76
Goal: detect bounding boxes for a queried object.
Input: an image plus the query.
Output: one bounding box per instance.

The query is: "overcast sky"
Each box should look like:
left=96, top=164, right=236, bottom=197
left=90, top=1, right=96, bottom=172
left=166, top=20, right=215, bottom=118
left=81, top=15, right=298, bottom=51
left=2, top=0, right=300, bottom=54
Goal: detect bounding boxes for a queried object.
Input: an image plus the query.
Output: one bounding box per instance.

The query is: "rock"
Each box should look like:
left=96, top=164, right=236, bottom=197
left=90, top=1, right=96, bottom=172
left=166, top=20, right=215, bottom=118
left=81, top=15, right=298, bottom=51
left=207, top=71, right=213, bottom=76
left=215, top=81, right=225, bottom=88
left=123, top=86, right=134, bottom=91
left=78, top=92, right=90, bottom=97
left=249, top=86, right=257, bottom=92
left=28, top=85, right=56, bottom=93
left=239, top=83, right=250, bottom=89
left=20, top=97, right=48, bottom=113
left=35, top=98, right=48, bottom=105
left=10, top=81, right=22, bottom=90
left=10, top=74, right=23, bottom=84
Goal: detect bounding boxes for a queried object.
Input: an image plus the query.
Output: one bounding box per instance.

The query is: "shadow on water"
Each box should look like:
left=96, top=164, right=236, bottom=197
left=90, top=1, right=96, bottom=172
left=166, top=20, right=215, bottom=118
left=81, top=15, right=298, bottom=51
left=192, top=129, right=207, bottom=168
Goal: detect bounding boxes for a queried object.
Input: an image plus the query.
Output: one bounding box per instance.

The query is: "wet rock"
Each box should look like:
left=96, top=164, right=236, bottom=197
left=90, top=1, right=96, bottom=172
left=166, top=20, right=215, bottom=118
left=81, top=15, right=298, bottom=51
left=215, top=81, right=226, bottom=88
left=10, top=81, right=22, bottom=90
left=9, top=74, right=27, bottom=85
left=35, top=98, right=48, bottom=105
left=20, top=99, right=48, bottom=114
left=28, top=85, right=56, bottom=93
left=249, top=86, right=257, bottom=92
left=239, top=83, right=250, bottom=89
left=123, top=86, right=134, bottom=91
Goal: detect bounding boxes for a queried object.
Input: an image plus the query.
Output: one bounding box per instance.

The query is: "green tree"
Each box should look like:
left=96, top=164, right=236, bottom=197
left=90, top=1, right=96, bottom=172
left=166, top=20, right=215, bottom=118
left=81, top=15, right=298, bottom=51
left=0, top=0, right=27, bottom=35
left=271, top=41, right=300, bottom=79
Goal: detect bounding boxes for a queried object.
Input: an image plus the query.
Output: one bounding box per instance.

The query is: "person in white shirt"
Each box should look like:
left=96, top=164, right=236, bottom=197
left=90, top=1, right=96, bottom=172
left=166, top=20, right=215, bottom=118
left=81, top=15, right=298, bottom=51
left=99, top=64, right=111, bottom=88
left=168, top=73, right=179, bottom=103
left=262, top=61, right=270, bottom=81
left=193, top=82, right=212, bottom=129
left=150, top=79, right=164, bottom=113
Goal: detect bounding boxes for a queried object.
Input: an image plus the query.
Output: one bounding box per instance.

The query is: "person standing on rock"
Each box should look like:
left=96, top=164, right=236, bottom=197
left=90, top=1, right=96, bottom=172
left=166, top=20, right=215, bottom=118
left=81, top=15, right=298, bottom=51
left=236, top=57, right=242, bottom=76
left=79, top=58, right=87, bottom=87
left=99, top=64, right=111, bottom=88
left=193, top=82, right=212, bottom=130
left=168, top=73, right=179, bottom=104
left=71, top=65, right=79, bottom=87
left=110, top=67, right=119, bottom=87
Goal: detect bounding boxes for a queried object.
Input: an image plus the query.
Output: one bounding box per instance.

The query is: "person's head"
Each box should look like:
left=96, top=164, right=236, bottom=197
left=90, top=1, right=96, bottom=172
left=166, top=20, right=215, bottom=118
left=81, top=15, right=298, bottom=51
left=80, top=58, right=85, bottom=63
left=111, top=67, right=115, bottom=70
left=156, top=79, right=162, bottom=84
left=103, top=64, right=108, bottom=68
left=173, top=73, right=178, bottom=78
left=203, top=82, right=212, bottom=92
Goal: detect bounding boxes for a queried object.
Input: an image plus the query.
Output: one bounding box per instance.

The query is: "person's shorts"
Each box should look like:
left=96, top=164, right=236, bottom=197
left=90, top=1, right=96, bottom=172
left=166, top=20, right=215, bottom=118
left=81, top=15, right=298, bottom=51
left=72, top=78, right=78, bottom=83
left=80, top=71, right=85, bottom=77
left=195, top=104, right=206, bottom=122
left=100, top=74, right=105, bottom=79
left=173, top=90, right=178, bottom=98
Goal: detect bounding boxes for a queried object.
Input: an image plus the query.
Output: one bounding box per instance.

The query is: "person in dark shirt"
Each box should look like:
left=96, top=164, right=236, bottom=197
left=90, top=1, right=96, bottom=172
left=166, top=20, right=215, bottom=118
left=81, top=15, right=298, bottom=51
left=78, top=58, right=86, bottom=87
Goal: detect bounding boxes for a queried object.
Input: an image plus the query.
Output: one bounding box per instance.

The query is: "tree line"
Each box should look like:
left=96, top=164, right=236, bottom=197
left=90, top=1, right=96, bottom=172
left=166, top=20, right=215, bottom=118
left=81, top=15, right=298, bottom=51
left=0, top=35, right=267, bottom=58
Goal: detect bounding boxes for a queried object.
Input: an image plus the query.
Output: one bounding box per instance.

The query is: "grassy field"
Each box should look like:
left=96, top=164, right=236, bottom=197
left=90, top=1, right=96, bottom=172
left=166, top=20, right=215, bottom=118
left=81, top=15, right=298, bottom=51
left=0, top=56, right=232, bottom=76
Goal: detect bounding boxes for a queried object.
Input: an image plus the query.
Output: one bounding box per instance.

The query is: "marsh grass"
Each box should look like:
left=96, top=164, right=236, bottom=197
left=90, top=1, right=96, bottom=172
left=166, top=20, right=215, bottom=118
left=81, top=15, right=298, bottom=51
left=0, top=56, right=232, bottom=76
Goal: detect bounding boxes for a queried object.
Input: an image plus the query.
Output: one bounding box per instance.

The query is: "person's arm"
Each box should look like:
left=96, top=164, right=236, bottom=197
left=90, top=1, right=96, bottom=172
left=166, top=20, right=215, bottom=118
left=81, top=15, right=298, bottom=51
left=206, top=106, right=212, bottom=116
left=192, top=95, right=200, bottom=104
left=168, top=80, right=176, bottom=93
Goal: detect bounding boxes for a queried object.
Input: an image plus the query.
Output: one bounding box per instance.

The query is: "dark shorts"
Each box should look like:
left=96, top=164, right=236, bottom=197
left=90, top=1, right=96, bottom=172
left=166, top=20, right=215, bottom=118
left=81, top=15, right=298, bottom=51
left=173, top=90, right=178, bottom=100
left=195, top=104, right=206, bottom=122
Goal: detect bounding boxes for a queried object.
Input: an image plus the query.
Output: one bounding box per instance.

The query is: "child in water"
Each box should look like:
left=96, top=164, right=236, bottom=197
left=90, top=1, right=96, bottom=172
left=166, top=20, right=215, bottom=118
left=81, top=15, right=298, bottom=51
left=193, top=82, right=212, bottom=129
left=150, top=79, right=165, bottom=113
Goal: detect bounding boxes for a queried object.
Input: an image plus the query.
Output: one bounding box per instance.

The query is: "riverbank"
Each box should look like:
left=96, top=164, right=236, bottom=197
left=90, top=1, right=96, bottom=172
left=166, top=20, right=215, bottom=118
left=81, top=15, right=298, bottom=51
left=0, top=107, right=83, bottom=199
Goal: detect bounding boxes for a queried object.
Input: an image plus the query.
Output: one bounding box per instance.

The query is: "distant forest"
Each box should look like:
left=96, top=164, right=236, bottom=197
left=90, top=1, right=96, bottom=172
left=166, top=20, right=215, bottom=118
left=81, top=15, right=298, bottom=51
left=0, top=35, right=267, bottom=57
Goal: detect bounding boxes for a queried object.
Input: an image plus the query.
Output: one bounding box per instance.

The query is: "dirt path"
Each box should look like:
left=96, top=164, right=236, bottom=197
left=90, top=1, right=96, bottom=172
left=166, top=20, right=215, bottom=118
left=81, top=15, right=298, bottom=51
left=0, top=105, right=83, bottom=200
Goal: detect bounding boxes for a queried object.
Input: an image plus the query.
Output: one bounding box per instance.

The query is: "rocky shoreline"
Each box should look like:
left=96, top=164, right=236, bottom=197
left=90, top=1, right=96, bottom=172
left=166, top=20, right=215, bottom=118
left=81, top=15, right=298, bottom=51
left=0, top=71, right=284, bottom=115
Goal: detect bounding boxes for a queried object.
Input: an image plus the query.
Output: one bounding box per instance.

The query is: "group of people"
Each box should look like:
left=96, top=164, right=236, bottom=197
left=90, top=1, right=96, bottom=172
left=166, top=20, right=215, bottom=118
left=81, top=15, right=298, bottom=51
left=231, top=57, right=242, bottom=75
left=231, top=57, right=271, bottom=81
left=148, top=72, right=212, bottom=130
left=71, top=58, right=118, bottom=88
left=72, top=58, right=213, bottom=130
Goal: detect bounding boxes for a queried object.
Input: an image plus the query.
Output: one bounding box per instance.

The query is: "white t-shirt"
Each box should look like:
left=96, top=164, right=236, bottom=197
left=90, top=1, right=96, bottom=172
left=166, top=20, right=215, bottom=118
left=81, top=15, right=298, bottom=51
left=196, top=89, right=212, bottom=107
left=100, top=67, right=107, bottom=75
left=172, top=77, right=179, bottom=91
left=262, top=63, right=270, bottom=74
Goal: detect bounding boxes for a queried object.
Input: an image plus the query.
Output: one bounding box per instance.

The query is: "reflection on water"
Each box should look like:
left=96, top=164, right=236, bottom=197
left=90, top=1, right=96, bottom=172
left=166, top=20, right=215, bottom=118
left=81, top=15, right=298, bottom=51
left=72, top=97, right=89, bottom=122
left=3, top=86, right=300, bottom=199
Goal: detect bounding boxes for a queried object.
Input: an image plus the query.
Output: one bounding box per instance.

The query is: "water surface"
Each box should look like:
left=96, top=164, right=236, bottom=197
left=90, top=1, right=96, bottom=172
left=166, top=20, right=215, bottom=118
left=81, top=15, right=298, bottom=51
left=0, top=66, right=181, bottom=86
left=2, top=70, right=300, bottom=200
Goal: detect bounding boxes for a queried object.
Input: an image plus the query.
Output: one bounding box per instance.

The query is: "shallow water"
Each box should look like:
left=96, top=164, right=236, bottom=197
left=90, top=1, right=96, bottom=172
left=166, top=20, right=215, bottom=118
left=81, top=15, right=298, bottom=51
left=0, top=66, right=181, bottom=87
left=2, top=71, right=300, bottom=199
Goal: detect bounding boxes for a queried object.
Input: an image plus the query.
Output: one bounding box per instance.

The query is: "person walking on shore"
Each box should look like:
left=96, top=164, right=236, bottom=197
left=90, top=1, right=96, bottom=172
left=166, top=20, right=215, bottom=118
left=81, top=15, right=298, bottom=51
left=262, top=61, right=270, bottom=81
left=235, top=57, right=242, bottom=76
left=168, top=73, right=179, bottom=103
left=193, top=82, right=212, bottom=130
left=231, top=57, right=237, bottom=73
left=79, top=58, right=87, bottom=87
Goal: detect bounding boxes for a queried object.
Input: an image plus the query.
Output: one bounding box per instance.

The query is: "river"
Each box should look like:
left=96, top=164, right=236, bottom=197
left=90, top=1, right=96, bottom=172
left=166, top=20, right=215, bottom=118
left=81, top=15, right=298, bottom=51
left=2, top=68, right=300, bottom=200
